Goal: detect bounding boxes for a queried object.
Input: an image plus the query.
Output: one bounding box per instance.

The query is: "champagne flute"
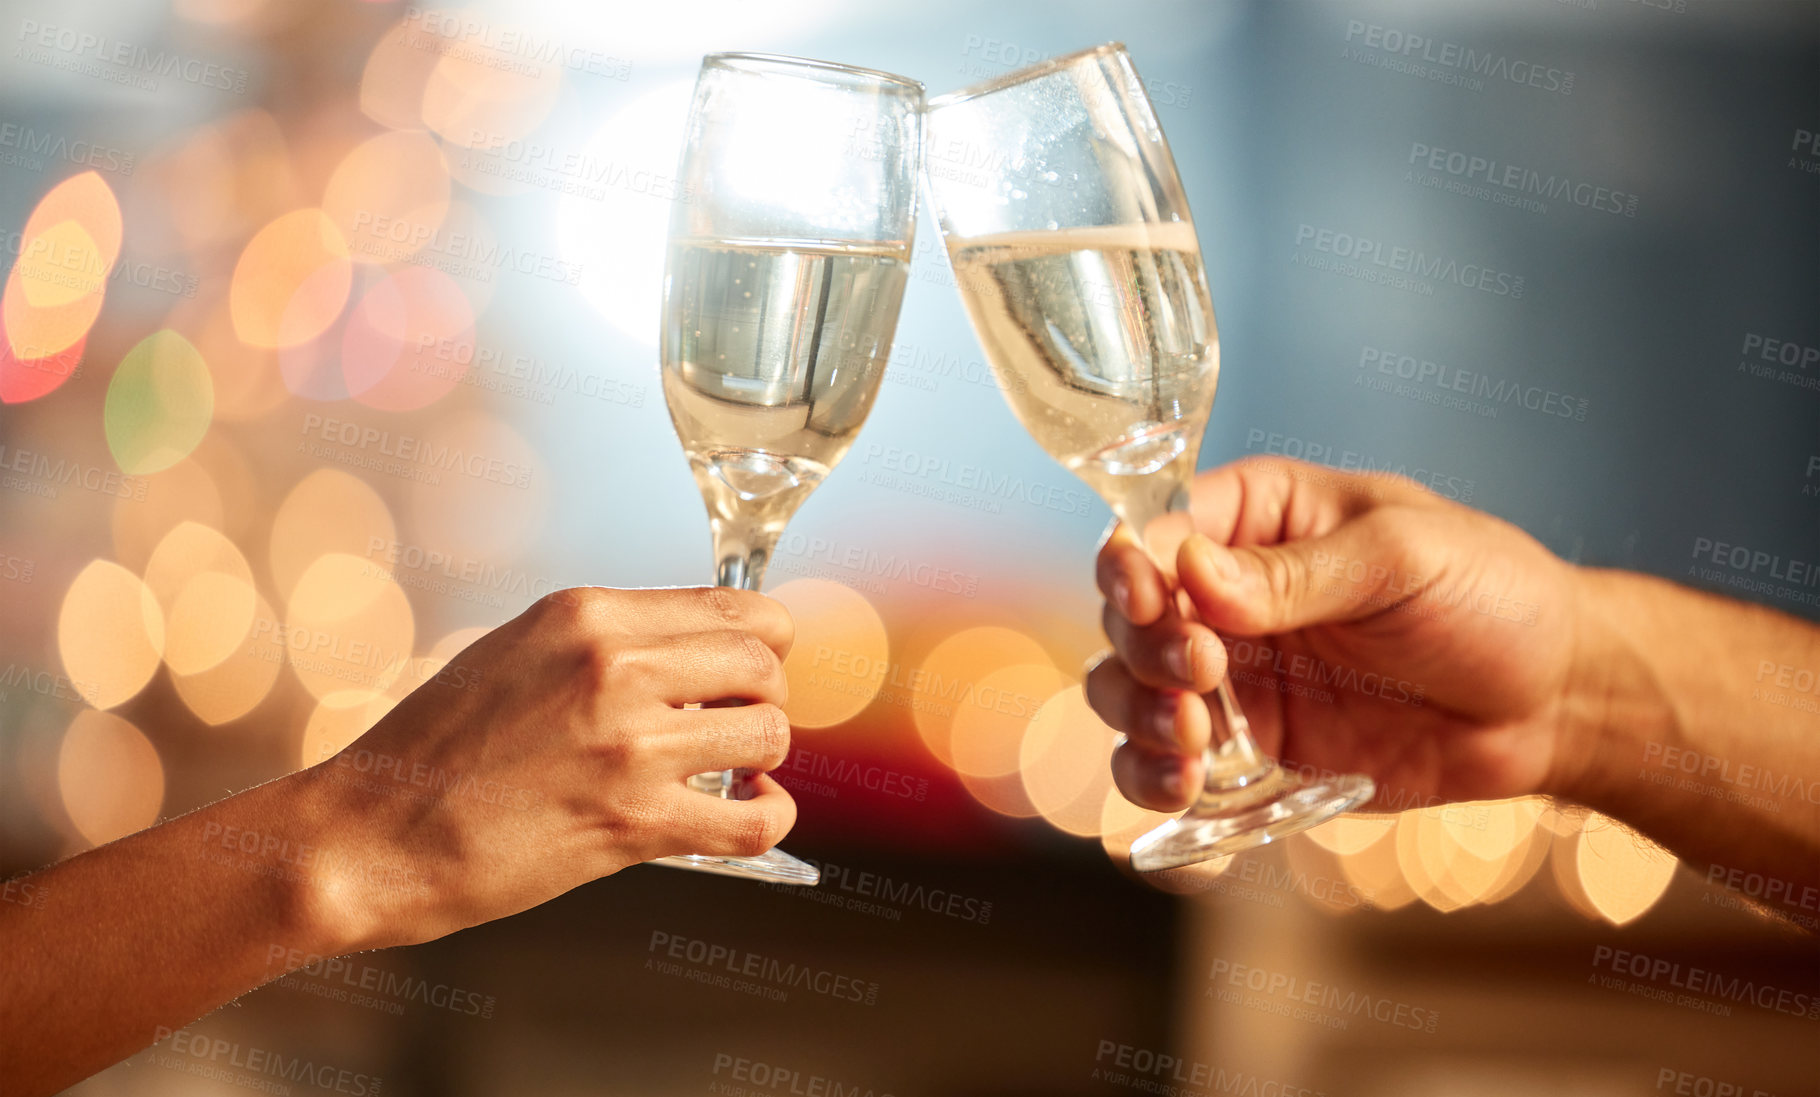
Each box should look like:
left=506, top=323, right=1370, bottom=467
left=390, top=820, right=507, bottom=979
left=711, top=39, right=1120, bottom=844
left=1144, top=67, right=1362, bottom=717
left=654, top=53, right=924, bottom=885
left=922, top=43, right=1374, bottom=872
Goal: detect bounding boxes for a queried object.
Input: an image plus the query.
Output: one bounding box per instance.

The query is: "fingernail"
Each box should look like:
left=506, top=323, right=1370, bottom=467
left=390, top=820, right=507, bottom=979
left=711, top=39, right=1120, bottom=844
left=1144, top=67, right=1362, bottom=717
left=1152, top=696, right=1178, bottom=741
left=1159, top=768, right=1184, bottom=801
left=1187, top=535, right=1242, bottom=583
left=1112, top=576, right=1131, bottom=617
left=1164, top=638, right=1194, bottom=681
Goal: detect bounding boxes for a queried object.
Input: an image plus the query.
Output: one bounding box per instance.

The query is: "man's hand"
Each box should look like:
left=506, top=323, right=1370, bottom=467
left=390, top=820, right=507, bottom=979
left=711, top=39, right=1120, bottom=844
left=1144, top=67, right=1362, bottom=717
left=1087, top=456, right=1585, bottom=815
left=295, top=585, right=799, bottom=955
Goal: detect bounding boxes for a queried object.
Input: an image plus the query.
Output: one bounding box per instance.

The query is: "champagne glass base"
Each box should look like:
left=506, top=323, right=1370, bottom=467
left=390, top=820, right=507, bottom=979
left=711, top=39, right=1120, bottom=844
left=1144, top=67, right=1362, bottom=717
left=1129, top=765, right=1376, bottom=873
left=652, top=848, right=821, bottom=885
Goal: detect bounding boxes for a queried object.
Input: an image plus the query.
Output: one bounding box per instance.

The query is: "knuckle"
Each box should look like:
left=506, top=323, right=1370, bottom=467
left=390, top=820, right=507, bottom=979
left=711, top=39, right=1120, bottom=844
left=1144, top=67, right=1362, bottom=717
left=700, top=585, right=744, bottom=625
left=733, top=806, right=778, bottom=858
left=750, top=705, right=792, bottom=767
left=1257, top=549, right=1304, bottom=612
left=734, top=631, right=780, bottom=685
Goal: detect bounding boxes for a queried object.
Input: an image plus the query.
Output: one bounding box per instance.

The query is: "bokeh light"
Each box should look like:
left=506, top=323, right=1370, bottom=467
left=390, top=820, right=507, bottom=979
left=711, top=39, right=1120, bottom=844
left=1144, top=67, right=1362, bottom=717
left=2, top=171, right=123, bottom=361
left=57, top=710, right=165, bottom=847
left=948, top=663, right=1070, bottom=779
left=0, top=313, right=85, bottom=404
left=1098, top=787, right=1231, bottom=894
left=1019, top=686, right=1119, bottom=837
left=323, top=130, right=452, bottom=265
left=57, top=560, right=166, bottom=710
left=104, top=330, right=216, bottom=475
left=340, top=265, right=474, bottom=410
left=1574, top=814, right=1678, bottom=926
left=421, top=42, right=563, bottom=147
left=144, top=522, right=256, bottom=676
left=283, top=552, right=415, bottom=700
left=912, top=626, right=1052, bottom=768
left=172, top=591, right=285, bottom=726
left=268, top=469, right=397, bottom=602
left=298, top=689, right=399, bottom=769
left=112, top=456, right=225, bottom=573
left=230, top=208, right=352, bottom=349
left=405, top=409, right=547, bottom=560
left=771, top=579, right=888, bottom=728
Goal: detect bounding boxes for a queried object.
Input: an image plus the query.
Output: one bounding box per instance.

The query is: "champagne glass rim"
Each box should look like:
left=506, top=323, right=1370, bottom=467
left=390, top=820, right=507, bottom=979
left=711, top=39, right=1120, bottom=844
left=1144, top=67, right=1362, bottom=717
left=702, top=51, right=923, bottom=92
left=926, top=41, right=1128, bottom=110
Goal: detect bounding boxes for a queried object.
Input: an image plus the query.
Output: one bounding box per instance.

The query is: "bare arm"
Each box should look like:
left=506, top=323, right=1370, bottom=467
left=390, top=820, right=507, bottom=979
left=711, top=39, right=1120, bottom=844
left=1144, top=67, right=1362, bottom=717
left=1558, top=568, right=1820, bottom=895
left=1, top=586, right=801, bottom=1096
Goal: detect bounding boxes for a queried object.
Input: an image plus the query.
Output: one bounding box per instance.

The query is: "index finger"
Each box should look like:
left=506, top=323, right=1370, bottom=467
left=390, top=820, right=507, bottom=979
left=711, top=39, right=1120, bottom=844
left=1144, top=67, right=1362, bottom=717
left=1097, top=520, right=1170, bottom=626
left=566, top=586, right=795, bottom=658
left=1190, top=457, right=1426, bottom=549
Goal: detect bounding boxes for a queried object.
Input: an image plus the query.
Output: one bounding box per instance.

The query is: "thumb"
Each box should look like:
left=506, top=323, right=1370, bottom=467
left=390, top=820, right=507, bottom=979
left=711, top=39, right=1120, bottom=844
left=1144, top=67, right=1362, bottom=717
left=1176, top=515, right=1411, bottom=635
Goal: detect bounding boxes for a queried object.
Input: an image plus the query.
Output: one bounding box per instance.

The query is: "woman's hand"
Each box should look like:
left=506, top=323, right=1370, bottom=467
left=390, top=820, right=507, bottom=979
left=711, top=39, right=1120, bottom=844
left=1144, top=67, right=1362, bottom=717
left=296, top=585, right=799, bottom=954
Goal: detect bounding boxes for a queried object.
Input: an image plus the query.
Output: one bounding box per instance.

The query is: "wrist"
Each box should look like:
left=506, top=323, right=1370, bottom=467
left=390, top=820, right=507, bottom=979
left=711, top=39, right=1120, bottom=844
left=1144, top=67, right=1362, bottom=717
left=1545, top=567, right=1676, bottom=811
left=279, top=763, right=421, bottom=958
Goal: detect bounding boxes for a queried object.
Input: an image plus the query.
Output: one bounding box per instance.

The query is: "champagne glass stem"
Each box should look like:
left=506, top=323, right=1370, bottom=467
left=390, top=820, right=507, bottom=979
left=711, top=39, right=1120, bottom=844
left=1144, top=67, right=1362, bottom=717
left=687, top=513, right=785, bottom=800
left=1117, top=476, right=1271, bottom=792
left=711, top=514, right=779, bottom=594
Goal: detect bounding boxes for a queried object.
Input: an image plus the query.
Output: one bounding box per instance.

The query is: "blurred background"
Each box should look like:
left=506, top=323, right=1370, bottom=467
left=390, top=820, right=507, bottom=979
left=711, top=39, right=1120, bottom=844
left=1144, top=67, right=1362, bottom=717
left=2, top=0, right=1818, bottom=1093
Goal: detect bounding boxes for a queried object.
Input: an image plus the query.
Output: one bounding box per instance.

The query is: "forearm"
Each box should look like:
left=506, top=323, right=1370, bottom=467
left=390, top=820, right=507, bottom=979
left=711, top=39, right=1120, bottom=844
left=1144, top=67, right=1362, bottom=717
left=1555, top=567, right=1820, bottom=904
left=0, top=768, right=364, bottom=1096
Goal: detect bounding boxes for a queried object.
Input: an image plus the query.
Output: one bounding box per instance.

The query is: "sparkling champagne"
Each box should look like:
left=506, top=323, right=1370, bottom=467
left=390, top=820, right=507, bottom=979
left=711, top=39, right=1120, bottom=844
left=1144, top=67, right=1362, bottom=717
left=662, top=237, right=910, bottom=538
left=946, top=222, right=1218, bottom=525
